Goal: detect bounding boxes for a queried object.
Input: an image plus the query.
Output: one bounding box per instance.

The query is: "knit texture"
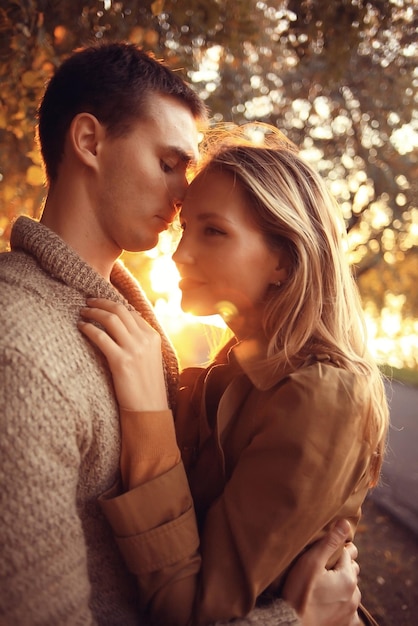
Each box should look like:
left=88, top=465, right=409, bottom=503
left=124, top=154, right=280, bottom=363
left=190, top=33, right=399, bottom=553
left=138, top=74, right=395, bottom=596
left=213, top=600, right=300, bottom=625
left=0, top=216, right=177, bottom=625
left=0, top=217, right=300, bottom=626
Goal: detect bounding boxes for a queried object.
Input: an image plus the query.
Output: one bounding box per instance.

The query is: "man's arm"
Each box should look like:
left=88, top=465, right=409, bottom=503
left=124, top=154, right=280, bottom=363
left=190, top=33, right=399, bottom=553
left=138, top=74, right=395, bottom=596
left=0, top=350, right=94, bottom=624
left=211, top=521, right=361, bottom=626
left=283, top=519, right=362, bottom=626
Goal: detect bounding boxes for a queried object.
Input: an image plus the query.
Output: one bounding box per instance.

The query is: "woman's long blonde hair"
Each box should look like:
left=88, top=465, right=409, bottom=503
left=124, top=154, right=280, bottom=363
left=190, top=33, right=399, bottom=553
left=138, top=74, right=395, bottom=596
left=195, top=124, right=388, bottom=483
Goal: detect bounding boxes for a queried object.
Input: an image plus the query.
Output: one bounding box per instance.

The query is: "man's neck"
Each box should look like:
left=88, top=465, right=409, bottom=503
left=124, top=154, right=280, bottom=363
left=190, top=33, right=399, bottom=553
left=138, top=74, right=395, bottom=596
left=40, top=205, right=119, bottom=281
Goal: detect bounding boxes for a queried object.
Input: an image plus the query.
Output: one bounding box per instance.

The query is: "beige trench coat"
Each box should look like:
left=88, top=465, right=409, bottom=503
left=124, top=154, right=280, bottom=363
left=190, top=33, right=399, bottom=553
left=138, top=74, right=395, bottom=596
left=101, top=339, right=379, bottom=626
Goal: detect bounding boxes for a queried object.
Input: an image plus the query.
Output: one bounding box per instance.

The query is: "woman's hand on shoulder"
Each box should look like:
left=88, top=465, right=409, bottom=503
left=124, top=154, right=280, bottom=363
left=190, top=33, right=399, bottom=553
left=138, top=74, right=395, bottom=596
left=78, top=298, right=169, bottom=411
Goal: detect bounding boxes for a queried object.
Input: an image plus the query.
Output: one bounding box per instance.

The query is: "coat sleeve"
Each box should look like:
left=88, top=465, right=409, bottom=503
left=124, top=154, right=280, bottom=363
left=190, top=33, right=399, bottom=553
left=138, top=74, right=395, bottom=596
left=119, top=408, right=181, bottom=489
left=100, top=364, right=373, bottom=626
left=0, top=349, right=96, bottom=624
left=193, top=365, right=373, bottom=618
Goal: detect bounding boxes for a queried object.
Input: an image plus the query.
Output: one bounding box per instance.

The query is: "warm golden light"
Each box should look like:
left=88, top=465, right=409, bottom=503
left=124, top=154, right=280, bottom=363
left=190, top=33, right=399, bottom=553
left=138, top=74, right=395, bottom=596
left=140, top=232, right=418, bottom=370
left=365, top=295, right=418, bottom=369
left=144, top=231, right=227, bottom=368
left=216, top=301, right=239, bottom=323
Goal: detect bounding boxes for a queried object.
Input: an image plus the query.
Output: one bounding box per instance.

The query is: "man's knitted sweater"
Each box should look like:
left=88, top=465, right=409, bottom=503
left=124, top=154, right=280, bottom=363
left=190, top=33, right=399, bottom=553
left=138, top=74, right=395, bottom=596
left=0, top=216, right=179, bottom=625
left=0, top=216, right=301, bottom=626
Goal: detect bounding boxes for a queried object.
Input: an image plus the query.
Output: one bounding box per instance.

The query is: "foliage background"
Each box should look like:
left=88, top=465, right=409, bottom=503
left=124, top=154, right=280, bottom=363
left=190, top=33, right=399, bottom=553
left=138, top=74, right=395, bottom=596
left=0, top=0, right=417, bottom=367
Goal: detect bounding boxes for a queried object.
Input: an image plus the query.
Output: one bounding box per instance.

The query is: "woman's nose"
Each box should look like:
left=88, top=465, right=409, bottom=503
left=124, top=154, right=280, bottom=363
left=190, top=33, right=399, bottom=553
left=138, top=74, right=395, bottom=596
left=172, top=237, right=193, bottom=265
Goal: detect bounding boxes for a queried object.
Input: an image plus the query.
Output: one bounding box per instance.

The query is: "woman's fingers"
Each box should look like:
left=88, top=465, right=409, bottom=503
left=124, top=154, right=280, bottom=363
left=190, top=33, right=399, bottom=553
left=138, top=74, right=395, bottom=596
left=78, top=298, right=159, bottom=374
left=78, top=314, right=120, bottom=357
left=86, top=298, right=147, bottom=333
left=80, top=298, right=156, bottom=349
left=78, top=298, right=168, bottom=411
left=80, top=306, right=124, bottom=345
left=85, top=298, right=140, bottom=333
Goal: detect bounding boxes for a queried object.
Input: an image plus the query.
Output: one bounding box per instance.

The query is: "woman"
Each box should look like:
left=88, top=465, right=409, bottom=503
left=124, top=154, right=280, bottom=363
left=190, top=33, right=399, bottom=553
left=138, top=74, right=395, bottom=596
left=79, top=126, right=387, bottom=625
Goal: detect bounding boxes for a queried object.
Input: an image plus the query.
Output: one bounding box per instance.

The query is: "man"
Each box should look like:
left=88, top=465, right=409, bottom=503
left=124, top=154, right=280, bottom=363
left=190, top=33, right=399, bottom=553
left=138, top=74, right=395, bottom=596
left=0, top=43, right=361, bottom=625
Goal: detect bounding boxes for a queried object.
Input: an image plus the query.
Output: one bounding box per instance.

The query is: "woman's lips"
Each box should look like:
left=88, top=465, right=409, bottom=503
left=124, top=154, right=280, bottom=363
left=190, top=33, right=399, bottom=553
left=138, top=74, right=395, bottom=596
left=178, top=277, right=206, bottom=291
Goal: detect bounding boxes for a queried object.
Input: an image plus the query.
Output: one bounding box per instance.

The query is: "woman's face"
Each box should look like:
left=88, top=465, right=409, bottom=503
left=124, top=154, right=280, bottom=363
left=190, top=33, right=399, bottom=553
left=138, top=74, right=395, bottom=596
left=173, top=168, right=286, bottom=335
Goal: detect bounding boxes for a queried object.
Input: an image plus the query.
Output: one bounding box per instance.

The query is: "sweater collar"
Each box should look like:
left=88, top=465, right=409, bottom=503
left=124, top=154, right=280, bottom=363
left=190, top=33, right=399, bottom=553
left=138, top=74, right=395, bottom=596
left=11, top=216, right=133, bottom=304
left=10, top=216, right=179, bottom=406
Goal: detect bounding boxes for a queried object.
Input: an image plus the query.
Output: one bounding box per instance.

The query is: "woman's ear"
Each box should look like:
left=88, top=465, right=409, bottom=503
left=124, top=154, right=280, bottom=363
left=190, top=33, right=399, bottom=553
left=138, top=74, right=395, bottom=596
left=271, top=249, right=290, bottom=286
left=69, top=113, right=105, bottom=170
left=271, top=265, right=288, bottom=287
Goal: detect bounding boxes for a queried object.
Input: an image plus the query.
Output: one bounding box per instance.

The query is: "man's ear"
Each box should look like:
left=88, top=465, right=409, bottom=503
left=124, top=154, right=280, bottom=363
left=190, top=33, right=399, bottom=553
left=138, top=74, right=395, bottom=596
left=69, top=113, right=105, bottom=170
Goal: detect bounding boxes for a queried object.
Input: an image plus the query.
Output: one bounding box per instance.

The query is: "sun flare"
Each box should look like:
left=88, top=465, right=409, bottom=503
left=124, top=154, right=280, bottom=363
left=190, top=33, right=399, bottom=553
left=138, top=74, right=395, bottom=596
left=133, top=230, right=418, bottom=370
left=141, top=231, right=227, bottom=368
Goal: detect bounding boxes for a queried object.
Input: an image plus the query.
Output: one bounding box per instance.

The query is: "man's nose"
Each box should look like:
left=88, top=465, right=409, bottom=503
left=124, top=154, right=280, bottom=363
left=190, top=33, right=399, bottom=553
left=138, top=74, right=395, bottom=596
left=172, top=173, right=189, bottom=207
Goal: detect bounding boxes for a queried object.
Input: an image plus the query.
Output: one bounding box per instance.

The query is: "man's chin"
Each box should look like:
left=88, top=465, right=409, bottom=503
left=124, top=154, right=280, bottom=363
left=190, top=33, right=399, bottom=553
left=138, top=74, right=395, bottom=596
left=125, top=236, right=159, bottom=254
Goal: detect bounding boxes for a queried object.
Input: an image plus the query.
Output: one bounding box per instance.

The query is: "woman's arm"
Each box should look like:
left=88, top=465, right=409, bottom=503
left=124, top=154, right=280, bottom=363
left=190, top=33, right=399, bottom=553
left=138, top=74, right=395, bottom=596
left=79, top=300, right=367, bottom=626
left=79, top=298, right=169, bottom=413
left=79, top=299, right=180, bottom=488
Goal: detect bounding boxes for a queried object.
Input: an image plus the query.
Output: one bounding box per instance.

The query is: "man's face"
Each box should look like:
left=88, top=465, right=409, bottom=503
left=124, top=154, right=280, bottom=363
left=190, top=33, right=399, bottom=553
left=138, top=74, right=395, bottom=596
left=94, top=93, right=199, bottom=254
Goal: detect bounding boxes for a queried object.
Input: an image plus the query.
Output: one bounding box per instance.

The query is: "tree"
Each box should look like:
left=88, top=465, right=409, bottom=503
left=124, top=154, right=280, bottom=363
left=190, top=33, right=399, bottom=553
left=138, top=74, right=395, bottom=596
left=1, top=0, right=417, bottom=362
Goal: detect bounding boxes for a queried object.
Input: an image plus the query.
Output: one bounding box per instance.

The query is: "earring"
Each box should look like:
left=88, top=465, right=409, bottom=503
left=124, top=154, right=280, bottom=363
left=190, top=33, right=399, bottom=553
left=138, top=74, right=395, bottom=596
left=274, top=280, right=281, bottom=287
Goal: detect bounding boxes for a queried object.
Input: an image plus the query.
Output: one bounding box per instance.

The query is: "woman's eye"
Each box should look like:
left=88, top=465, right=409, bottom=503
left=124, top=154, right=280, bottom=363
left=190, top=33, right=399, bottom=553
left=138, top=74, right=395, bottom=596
left=204, top=226, right=225, bottom=236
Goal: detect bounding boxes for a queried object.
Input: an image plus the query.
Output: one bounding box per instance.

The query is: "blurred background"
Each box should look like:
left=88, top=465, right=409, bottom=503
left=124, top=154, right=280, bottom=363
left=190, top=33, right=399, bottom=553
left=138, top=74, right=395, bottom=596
left=0, top=1, right=417, bottom=623
left=1, top=0, right=417, bottom=371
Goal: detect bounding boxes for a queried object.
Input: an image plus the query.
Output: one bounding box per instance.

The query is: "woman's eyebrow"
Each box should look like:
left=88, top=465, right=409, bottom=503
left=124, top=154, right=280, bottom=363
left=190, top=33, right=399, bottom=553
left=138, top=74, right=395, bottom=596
left=195, top=212, right=235, bottom=225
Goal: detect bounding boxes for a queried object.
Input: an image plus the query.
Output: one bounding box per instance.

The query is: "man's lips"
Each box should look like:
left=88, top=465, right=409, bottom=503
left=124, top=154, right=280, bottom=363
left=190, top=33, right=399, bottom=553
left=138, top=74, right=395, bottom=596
left=178, top=277, right=206, bottom=291
left=156, top=208, right=178, bottom=227
left=156, top=215, right=171, bottom=229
